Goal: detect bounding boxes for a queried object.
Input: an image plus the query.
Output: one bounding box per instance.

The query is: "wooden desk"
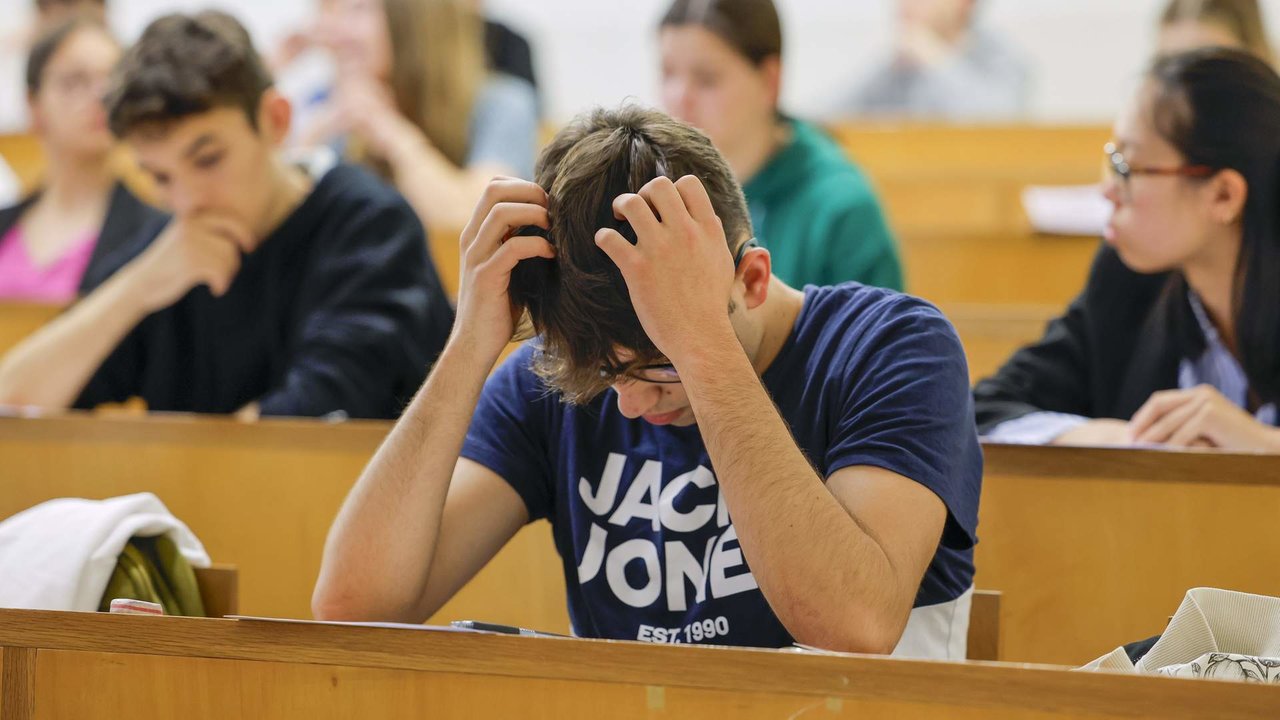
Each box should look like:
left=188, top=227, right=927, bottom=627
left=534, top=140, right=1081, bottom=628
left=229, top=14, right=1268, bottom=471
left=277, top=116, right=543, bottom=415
left=1, top=609, right=1275, bottom=720
left=976, top=443, right=1280, bottom=666
left=8, top=420, right=1277, bottom=670
left=0, top=413, right=572, bottom=633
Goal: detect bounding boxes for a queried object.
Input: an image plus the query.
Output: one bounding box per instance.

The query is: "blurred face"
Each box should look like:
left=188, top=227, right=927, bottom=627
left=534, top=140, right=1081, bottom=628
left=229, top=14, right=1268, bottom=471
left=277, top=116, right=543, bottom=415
left=129, top=101, right=287, bottom=237
left=1102, top=82, right=1224, bottom=273
left=1158, top=19, right=1244, bottom=56
left=660, top=25, right=779, bottom=164
left=316, top=0, right=393, bottom=79
left=899, top=0, right=972, bottom=33
left=29, top=27, right=119, bottom=158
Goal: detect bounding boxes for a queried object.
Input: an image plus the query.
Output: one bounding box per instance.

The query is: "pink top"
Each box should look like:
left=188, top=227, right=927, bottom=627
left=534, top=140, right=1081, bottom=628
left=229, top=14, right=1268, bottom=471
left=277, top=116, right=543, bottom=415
left=0, top=225, right=97, bottom=303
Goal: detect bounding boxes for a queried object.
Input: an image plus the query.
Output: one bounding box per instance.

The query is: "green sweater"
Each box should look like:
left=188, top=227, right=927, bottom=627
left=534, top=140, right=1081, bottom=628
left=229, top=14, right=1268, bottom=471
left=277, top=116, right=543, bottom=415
left=742, top=119, right=902, bottom=290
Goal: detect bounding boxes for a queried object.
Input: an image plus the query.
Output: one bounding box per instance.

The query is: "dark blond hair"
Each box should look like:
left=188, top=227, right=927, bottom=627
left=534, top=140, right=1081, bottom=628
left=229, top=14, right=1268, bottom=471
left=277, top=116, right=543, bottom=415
left=352, top=0, right=484, bottom=174
left=508, top=105, right=753, bottom=404
left=1161, top=0, right=1274, bottom=63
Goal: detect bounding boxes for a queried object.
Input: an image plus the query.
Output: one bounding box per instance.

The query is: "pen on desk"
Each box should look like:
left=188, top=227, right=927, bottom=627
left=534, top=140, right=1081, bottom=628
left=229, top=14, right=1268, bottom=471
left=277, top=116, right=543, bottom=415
left=450, top=620, right=567, bottom=638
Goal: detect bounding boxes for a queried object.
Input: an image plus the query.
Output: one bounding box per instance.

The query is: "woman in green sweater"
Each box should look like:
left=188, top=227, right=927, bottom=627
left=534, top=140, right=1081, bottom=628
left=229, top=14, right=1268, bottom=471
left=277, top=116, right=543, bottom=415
left=658, top=0, right=902, bottom=290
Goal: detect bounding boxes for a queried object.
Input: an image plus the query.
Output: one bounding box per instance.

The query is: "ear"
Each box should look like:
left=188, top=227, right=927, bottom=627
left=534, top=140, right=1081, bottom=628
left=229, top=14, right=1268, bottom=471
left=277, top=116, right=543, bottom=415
left=257, top=88, right=293, bottom=147
left=1208, top=168, right=1248, bottom=226
left=736, top=242, right=772, bottom=311
left=758, top=55, right=782, bottom=109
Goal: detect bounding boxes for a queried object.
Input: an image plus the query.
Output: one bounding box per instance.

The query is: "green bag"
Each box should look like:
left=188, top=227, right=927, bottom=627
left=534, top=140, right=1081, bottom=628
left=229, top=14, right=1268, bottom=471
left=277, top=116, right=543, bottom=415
left=97, top=534, right=207, bottom=616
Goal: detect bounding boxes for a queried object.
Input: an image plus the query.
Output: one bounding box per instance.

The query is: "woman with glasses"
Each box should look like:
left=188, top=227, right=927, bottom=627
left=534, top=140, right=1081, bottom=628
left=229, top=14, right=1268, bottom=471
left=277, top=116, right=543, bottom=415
left=0, top=17, right=162, bottom=303
left=974, top=47, right=1280, bottom=451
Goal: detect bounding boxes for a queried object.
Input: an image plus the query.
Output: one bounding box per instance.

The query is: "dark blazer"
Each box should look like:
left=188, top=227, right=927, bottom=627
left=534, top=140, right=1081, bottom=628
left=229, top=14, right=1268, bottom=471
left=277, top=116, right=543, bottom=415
left=973, top=244, right=1208, bottom=433
left=0, top=183, right=167, bottom=296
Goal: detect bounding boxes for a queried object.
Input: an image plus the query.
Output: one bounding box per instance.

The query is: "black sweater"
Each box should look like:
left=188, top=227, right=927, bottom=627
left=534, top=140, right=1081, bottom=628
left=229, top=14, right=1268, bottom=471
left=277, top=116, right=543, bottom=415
left=973, top=244, right=1208, bottom=433
left=74, top=164, right=454, bottom=420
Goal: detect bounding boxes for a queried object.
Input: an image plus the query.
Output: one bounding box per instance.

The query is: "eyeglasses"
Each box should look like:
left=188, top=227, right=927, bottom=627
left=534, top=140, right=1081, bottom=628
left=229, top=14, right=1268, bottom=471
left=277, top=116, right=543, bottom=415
left=598, top=237, right=761, bottom=386
left=1104, top=142, right=1215, bottom=199
left=601, top=361, right=682, bottom=385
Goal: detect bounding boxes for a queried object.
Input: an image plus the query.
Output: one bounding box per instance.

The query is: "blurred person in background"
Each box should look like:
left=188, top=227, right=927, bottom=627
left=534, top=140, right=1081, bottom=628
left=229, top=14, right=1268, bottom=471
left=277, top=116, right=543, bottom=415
left=285, top=0, right=538, bottom=231
left=842, top=0, right=1031, bottom=121
left=659, top=0, right=902, bottom=290
left=0, top=0, right=109, bottom=204
left=0, top=17, right=163, bottom=303
left=0, top=11, right=453, bottom=419
left=976, top=49, right=1280, bottom=452
left=1158, top=0, right=1273, bottom=62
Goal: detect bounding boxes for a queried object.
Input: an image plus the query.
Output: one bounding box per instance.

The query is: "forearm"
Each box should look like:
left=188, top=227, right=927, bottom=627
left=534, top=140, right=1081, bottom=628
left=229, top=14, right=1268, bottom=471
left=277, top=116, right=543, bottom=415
left=0, top=269, right=149, bottom=407
left=680, top=332, right=908, bottom=653
left=312, top=339, right=496, bottom=621
left=386, top=132, right=505, bottom=230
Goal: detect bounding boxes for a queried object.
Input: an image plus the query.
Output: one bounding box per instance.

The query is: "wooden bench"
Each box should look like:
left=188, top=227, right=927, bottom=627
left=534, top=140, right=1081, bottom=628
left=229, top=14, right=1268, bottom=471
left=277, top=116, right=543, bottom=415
left=830, top=123, right=1111, bottom=235
left=830, top=123, right=1108, bottom=307
left=2, top=608, right=1275, bottom=719
left=976, top=442, right=1280, bottom=665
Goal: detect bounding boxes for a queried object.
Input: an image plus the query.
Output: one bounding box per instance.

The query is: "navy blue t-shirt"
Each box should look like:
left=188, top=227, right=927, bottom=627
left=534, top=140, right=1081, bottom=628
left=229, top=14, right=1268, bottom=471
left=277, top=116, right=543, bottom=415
left=461, top=283, right=982, bottom=648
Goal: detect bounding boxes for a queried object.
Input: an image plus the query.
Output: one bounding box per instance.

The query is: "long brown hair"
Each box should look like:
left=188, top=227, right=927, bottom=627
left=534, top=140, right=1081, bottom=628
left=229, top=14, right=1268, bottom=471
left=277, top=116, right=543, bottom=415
left=1161, top=0, right=1274, bottom=64
left=357, top=0, right=484, bottom=171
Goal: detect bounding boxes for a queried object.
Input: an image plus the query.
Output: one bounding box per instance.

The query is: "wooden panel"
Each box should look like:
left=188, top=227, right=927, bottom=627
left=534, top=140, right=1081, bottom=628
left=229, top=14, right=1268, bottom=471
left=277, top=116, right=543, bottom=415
left=426, top=225, right=461, bottom=299
left=966, top=590, right=1001, bottom=663
left=830, top=123, right=1111, bottom=183
left=901, top=232, right=1097, bottom=306
left=0, top=413, right=571, bottom=633
left=28, top=651, right=1111, bottom=720
left=194, top=565, right=239, bottom=619
left=976, top=443, right=1280, bottom=665
left=0, top=304, right=62, bottom=356
left=0, top=646, right=33, bottom=720
left=878, top=180, right=1027, bottom=236
left=2, top=610, right=1276, bottom=720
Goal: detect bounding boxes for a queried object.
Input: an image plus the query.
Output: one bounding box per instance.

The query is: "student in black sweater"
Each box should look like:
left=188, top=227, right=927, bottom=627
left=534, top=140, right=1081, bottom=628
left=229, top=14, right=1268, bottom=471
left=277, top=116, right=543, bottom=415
left=0, top=11, right=453, bottom=420
left=975, top=48, right=1280, bottom=452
